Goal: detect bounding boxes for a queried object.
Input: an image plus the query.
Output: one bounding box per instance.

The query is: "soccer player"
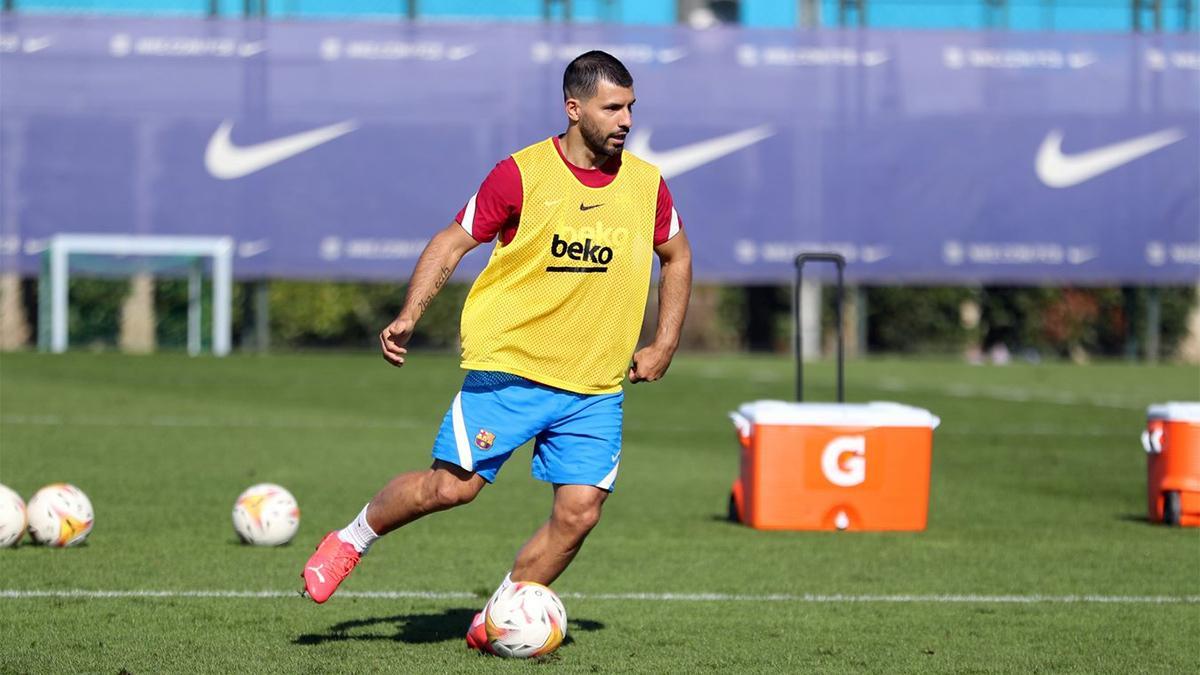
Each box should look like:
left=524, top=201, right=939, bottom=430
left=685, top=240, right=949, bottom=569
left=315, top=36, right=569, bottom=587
left=301, top=50, right=692, bottom=650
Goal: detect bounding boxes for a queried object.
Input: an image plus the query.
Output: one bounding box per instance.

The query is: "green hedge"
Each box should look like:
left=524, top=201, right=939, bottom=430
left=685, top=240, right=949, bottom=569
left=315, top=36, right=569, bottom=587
left=266, top=280, right=468, bottom=349
left=707, top=284, right=1195, bottom=359
left=23, top=278, right=1199, bottom=359
left=979, top=286, right=1196, bottom=358
left=866, top=286, right=978, bottom=354
left=65, top=278, right=129, bottom=348
left=154, top=278, right=246, bottom=350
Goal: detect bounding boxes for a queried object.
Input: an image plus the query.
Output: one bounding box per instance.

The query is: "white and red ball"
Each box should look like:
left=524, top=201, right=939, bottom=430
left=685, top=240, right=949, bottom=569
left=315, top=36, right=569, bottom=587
left=232, top=483, right=300, bottom=546
left=0, top=484, right=27, bottom=548
left=26, top=483, right=94, bottom=547
left=485, top=581, right=568, bottom=658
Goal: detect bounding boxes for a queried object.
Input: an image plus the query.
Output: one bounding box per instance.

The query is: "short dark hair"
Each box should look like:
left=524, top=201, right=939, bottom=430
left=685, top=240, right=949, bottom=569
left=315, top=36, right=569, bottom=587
left=563, top=50, right=633, bottom=101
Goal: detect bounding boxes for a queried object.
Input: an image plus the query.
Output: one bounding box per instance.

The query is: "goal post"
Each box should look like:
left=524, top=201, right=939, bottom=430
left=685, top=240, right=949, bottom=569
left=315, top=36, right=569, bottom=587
left=38, top=234, right=234, bottom=356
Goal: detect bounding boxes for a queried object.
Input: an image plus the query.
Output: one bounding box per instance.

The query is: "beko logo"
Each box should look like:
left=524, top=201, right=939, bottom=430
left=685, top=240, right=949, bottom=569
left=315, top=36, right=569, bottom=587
left=548, top=233, right=612, bottom=272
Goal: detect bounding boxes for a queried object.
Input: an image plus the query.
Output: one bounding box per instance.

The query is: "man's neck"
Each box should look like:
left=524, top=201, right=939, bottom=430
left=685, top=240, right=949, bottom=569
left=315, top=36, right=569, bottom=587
left=559, top=127, right=609, bottom=170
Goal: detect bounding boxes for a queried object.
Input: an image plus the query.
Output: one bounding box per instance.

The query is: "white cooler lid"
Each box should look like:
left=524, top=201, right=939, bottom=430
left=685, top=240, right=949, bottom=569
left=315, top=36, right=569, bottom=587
left=1147, top=402, right=1200, bottom=423
left=735, top=400, right=940, bottom=429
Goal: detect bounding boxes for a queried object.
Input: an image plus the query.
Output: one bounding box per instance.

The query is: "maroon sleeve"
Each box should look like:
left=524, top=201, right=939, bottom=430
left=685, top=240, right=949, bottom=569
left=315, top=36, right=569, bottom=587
left=455, top=157, right=522, bottom=243
left=653, top=177, right=682, bottom=246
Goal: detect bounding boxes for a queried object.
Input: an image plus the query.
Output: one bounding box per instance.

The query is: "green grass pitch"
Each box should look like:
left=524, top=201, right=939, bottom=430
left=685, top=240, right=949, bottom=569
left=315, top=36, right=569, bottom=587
left=1, top=352, right=1197, bottom=672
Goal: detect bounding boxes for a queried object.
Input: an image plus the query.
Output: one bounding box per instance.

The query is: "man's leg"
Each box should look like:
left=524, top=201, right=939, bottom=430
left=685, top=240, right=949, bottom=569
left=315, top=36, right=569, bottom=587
left=366, top=460, right=487, bottom=534
left=511, top=484, right=608, bottom=585
left=308, top=371, right=546, bottom=608
left=466, top=484, right=606, bottom=651
left=303, top=461, right=485, bottom=603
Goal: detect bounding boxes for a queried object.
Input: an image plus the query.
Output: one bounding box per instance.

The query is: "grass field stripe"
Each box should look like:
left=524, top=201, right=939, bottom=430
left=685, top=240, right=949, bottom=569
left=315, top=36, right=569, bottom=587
left=697, top=368, right=1144, bottom=410
left=872, top=379, right=1137, bottom=409
left=2, top=414, right=1135, bottom=439
left=934, top=426, right=1131, bottom=437
left=2, top=590, right=1197, bottom=604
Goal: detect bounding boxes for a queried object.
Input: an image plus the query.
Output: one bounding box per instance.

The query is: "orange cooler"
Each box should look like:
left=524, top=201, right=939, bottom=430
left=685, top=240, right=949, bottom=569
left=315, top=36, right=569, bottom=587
left=729, top=401, right=940, bottom=531
left=1143, top=402, right=1200, bottom=527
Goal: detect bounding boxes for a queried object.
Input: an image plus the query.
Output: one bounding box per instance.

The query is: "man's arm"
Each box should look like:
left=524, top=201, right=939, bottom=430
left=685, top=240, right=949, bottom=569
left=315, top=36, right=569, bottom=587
left=379, top=222, right=481, bottom=367
left=629, top=229, right=692, bottom=383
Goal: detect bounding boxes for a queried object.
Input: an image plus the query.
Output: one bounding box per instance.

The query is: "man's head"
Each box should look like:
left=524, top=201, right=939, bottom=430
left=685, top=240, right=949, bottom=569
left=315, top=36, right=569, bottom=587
left=563, top=51, right=635, bottom=159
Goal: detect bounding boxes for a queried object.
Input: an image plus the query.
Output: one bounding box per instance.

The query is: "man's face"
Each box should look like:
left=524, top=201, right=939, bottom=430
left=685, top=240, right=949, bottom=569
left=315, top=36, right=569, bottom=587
left=571, top=80, right=635, bottom=159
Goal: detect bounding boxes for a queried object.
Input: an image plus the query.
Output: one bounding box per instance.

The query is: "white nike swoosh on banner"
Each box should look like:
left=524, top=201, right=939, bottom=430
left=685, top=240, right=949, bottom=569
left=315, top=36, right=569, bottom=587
left=1035, top=127, right=1185, bottom=188
left=237, top=240, right=270, bottom=258
left=237, top=42, right=267, bottom=58
left=23, top=37, right=52, bottom=53
left=205, top=120, right=358, bottom=180
left=626, top=125, right=774, bottom=179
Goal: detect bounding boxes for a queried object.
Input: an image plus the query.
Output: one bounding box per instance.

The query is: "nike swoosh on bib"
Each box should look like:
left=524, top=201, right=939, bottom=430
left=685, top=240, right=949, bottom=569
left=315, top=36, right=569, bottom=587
left=1035, top=127, right=1185, bottom=188
left=626, top=125, right=774, bottom=179
left=205, top=119, right=359, bottom=180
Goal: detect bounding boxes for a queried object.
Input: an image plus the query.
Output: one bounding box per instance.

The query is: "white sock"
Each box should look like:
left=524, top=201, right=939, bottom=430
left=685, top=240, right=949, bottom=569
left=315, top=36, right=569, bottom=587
left=336, top=504, right=379, bottom=554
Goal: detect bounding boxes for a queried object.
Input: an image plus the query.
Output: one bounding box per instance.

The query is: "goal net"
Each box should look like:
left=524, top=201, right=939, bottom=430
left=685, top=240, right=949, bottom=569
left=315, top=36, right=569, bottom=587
left=37, top=234, right=234, bottom=356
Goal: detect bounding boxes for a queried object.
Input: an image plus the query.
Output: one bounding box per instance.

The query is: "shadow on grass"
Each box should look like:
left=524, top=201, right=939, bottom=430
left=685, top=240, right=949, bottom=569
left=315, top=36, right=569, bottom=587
left=294, top=608, right=605, bottom=646
left=1115, top=513, right=1152, bottom=524
left=227, top=538, right=297, bottom=547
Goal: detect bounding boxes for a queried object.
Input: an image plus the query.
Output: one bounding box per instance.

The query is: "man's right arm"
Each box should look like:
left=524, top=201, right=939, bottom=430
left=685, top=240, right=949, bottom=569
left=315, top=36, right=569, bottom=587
left=379, top=222, right=481, bottom=367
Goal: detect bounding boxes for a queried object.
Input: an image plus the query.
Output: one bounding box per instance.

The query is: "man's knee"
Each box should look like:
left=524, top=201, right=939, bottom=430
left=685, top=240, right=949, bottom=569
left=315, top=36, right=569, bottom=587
left=424, top=464, right=484, bottom=510
left=553, top=494, right=605, bottom=536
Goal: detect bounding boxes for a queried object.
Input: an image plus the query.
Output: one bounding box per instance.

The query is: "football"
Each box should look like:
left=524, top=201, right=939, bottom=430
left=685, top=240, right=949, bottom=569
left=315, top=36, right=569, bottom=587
left=485, top=581, right=568, bottom=658
left=26, top=483, right=94, bottom=547
left=231, top=483, right=300, bottom=546
left=0, top=484, right=27, bottom=548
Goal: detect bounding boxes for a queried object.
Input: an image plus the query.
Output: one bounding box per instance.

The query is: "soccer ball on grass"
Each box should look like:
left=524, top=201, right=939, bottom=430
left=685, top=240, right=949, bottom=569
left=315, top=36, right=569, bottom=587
left=232, top=483, right=300, bottom=546
left=0, top=484, right=27, bottom=548
left=26, top=483, right=94, bottom=547
left=485, top=581, right=568, bottom=658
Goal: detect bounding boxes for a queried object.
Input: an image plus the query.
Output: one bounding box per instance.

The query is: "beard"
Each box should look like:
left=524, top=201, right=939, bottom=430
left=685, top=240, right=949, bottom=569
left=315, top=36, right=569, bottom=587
left=579, top=115, right=622, bottom=159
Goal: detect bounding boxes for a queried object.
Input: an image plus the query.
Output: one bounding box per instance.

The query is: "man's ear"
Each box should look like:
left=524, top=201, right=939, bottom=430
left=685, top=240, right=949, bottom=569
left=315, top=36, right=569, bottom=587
left=564, top=98, right=582, bottom=123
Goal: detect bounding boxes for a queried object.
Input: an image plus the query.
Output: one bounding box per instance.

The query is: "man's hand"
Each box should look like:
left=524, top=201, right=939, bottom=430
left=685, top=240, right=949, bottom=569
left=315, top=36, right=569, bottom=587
left=379, top=316, right=415, bottom=367
left=628, top=343, right=676, bottom=384
left=630, top=230, right=690, bottom=384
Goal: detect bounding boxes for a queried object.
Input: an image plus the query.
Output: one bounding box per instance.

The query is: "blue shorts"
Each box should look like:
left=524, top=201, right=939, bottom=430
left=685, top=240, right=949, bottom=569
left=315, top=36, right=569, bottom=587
left=430, top=371, right=623, bottom=490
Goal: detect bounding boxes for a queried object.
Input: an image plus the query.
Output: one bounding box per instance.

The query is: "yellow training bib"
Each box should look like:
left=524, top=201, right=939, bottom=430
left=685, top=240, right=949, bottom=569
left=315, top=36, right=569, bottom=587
left=460, top=138, right=659, bottom=394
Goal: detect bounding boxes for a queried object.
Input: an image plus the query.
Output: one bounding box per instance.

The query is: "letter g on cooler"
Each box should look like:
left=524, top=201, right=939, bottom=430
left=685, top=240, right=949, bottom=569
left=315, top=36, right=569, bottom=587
left=821, top=435, right=866, bottom=487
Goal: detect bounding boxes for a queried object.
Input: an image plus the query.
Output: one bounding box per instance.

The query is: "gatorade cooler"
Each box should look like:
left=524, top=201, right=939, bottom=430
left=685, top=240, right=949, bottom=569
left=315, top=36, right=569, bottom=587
left=1143, top=402, right=1200, bottom=527
left=729, top=401, right=940, bottom=531
left=724, top=252, right=940, bottom=532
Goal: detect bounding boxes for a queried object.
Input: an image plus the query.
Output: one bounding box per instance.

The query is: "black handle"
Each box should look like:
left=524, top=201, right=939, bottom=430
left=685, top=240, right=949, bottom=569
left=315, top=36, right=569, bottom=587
left=794, top=252, right=846, bottom=403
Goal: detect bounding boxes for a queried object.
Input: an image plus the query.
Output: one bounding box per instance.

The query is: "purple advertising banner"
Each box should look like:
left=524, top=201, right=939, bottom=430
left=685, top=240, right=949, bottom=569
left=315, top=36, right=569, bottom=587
left=1, top=16, right=1197, bottom=283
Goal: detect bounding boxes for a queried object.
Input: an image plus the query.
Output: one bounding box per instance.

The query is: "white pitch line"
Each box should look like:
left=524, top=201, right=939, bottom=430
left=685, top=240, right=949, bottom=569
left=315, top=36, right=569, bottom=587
left=0, top=414, right=420, bottom=431
left=1, top=590, right=1197, bottom=604
left=0, top=589, right=473, bottom=600
left=566, top=593, right=1200, bottom=604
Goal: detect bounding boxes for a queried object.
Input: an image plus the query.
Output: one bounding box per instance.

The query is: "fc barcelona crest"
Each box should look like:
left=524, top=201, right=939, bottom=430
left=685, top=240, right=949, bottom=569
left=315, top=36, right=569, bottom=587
left=475, top=429, right=496, bottom=450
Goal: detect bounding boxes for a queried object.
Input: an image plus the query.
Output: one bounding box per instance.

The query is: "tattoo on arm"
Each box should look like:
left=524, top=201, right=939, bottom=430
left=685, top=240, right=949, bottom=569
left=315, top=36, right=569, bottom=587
left=416, top=266, right=451, bottom=315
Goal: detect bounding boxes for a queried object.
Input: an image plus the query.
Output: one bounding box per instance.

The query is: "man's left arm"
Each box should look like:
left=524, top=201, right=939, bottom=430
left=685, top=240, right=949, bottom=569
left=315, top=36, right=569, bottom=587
left=629, top=229, right=692, bottom=383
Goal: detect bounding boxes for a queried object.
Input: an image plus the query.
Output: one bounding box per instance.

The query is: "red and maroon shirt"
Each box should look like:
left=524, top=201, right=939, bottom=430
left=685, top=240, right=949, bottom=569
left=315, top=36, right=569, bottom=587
left=455, top=136, right=683, bottom=246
